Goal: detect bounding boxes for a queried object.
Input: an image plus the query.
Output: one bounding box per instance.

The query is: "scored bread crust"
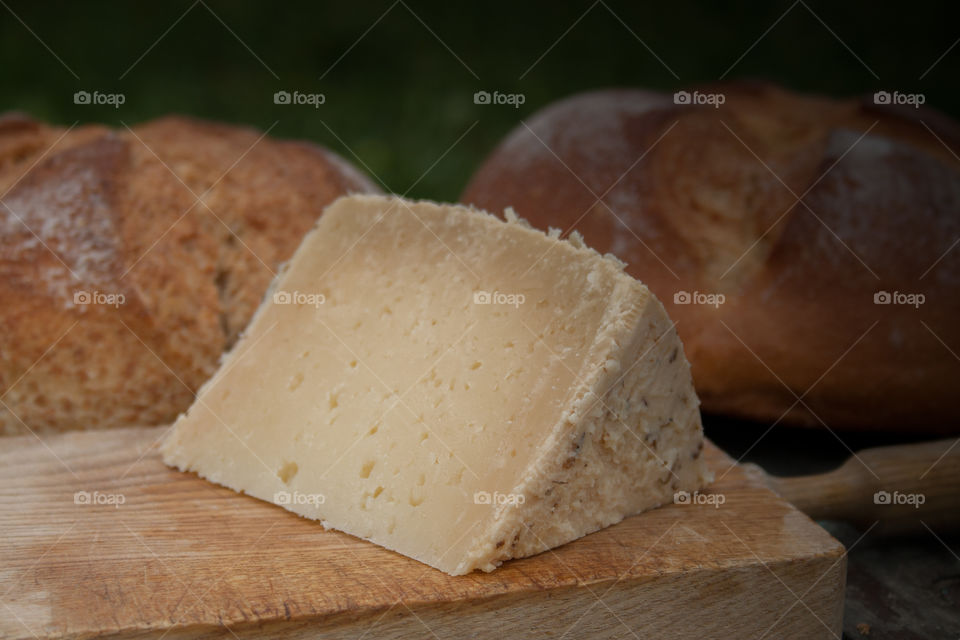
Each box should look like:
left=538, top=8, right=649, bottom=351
left=461, top=82, right=960, bottom=433
left=0, top=114, right=378, bottom=435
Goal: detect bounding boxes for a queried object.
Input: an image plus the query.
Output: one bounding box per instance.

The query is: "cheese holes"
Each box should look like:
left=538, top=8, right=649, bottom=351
left=360, top=460, right=375, bottom=479
left=277, top=461, right=298, bottom=484
left=288, top=371, right=304, bottom=391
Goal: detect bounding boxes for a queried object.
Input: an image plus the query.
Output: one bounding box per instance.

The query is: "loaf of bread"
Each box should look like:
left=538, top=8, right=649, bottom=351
left=462, top=83, right=960, bottom=433
left=0, top=114, right=377, bottom=435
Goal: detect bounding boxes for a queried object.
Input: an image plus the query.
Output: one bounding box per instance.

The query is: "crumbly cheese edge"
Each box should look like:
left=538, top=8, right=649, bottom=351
left=455, top=281, right=712, bottom=574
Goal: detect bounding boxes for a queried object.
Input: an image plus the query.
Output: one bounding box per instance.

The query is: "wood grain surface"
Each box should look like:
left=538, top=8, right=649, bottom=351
left=0, top=426, right=846, bottom=639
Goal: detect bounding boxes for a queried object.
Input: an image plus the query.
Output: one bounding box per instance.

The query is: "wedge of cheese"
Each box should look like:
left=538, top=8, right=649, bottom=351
left=161, top=195, right=711, bottom=575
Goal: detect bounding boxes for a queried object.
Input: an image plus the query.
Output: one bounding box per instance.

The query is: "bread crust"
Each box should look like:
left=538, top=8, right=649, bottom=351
left=462, top=83, right=960, bottom=432
left=0, top=115, right=377, bottom=435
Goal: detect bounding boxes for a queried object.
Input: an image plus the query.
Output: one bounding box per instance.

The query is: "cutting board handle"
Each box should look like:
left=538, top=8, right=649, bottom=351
left=755, top=438, right=960, bottom=535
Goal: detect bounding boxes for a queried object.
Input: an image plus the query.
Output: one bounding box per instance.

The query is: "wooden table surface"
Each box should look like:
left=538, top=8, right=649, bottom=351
left=707, top=416, right=960, bottom=640
left=0, top=425, right=845, bottom=639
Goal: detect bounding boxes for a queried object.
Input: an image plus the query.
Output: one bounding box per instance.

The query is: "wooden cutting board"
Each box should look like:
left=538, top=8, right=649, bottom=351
left=0, top=426, right=845, bottom=639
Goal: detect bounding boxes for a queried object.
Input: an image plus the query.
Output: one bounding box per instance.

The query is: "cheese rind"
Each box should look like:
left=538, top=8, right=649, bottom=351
left=161, top=195, right=711, bottom=575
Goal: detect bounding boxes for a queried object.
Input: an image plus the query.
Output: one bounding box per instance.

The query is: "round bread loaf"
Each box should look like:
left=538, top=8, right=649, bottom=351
left=0, top=114, right=377, bottom=435
left=462, top=83, right=960, bottom=433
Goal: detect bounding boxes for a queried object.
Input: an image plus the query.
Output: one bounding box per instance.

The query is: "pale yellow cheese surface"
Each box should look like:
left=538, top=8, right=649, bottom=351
left=162, top=195, right=710, bottom=575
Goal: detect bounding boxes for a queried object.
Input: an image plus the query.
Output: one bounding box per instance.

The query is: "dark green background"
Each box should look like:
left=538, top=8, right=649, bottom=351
left=1, top=0, right=956, bottom=200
